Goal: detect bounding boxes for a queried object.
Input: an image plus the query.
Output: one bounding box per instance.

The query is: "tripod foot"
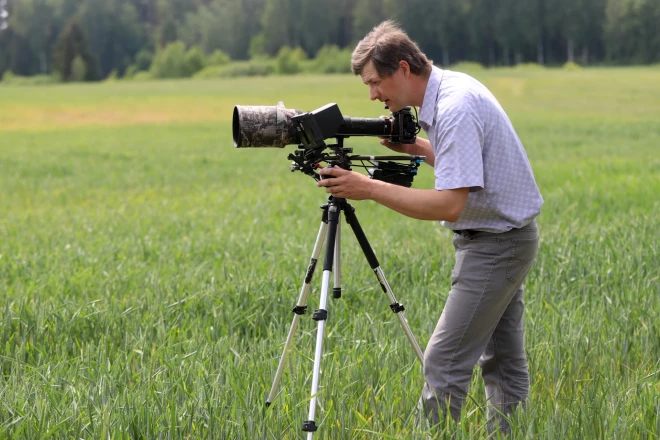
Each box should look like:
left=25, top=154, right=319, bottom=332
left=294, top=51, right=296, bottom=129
left=302, top=420, right=318, bottom=432
left=312, top=309, right=328, bottom=321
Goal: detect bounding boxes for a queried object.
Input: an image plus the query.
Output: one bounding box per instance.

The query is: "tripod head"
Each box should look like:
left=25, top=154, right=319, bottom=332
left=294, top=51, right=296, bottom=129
left=287, top=138, right=425, bottom=188
left=286, top=104, right=424, bottom=187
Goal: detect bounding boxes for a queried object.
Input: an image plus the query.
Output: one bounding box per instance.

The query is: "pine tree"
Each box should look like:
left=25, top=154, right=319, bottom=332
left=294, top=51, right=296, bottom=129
left=53, top=18, right=100, bottom=81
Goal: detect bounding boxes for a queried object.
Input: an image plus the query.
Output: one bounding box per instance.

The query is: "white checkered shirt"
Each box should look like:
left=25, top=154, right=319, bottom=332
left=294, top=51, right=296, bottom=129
left=419, top=66, right=543, bottom=232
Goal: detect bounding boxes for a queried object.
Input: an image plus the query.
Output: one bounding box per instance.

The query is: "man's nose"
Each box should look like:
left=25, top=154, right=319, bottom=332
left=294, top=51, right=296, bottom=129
left=369, top=85, right=379, bottom=101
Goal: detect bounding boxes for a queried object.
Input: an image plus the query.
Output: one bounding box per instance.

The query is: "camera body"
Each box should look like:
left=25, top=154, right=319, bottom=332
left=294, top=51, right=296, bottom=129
left=388, top=107, right=418, bottom=145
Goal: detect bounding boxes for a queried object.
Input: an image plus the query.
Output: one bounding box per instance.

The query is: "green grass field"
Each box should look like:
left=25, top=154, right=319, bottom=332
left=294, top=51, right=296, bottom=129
left=1, top=67, right=659, bottom=439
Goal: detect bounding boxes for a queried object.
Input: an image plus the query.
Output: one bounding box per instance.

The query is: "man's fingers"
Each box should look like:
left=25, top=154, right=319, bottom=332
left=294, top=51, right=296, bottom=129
left=319, top=166, right=344, bottom=176
left=317, top=175, right=339, bottom=187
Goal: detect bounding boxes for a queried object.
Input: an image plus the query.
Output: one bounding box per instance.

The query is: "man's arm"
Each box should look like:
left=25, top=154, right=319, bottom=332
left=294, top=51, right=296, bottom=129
left=317, top=167, right=468, bottom=222
left=411, top=137, right=436, bottom=166
left=370, top=179, right=467, bottom=221
left=381, top=136, right=436, bottom=166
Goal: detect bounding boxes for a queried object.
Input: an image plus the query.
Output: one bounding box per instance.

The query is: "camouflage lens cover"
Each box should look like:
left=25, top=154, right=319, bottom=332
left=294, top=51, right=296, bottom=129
left=233, top=102, right=302, bottom=148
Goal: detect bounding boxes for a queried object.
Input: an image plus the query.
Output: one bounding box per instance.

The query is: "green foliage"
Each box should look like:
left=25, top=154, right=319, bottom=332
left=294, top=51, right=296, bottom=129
left=130, top=71, right=152, bottom=81
left=193, top=59, right=277, bottom=79
left=53, top=18, right=100, bottom=82
left=104, top=69, right=119, bottom=82
left=214, top=60, right=274, bottom=78
left=179, top=0, right=259, bottom=60
left=206, top=49, right=230, bottom=67
left=194, top=58, right=278, bottom=79
left=157, top=17, right=179, bottom=48
left=0, top=70, right=60, bottom=85
left=258, top=0, right=292, bottom=57
left=0, top=70, right=13, bottom=83
left=248, top=33, right=266, bottom=59
left=274, top=46, right=307, bottom=75
left=150, top=41, right=207, bottom=79
left=135, top=49, right=153, bottom=71
left=4, top=0, right=660, bottom=83
left=76, top=0, right=148, bottom=78
left=184, top=46, right=206, bottom=74
left=2, top=0, right=56, bottom=75
left=448, top=61, right=486, bottom=73
left=124, top=50, right=153, bottom=79
left=514, top=62, right=547, bottom=71
left=605, top=0, right=660, bottom=64
left=352, top=0, right=387, bottom=43
left=70, top=55, right=87, bottom=82
left=562, top=61, right=582, bottom=71
left=123, top=64, right=139, bottom=79
left=0, top=25, right=12, bottom=77
left=192, top=65, right=227, bottom=79
left=309, top=45, right=352, bottom=74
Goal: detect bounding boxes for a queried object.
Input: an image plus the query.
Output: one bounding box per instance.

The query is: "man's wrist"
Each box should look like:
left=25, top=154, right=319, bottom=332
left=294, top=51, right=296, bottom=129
left=395, top=142, right=415, bottom=155
left=368, top=177, right=389, bottom=201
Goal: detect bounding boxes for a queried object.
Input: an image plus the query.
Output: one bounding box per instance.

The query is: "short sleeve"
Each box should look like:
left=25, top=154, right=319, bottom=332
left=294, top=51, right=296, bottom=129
left=431, top=97, right=485, bottom=192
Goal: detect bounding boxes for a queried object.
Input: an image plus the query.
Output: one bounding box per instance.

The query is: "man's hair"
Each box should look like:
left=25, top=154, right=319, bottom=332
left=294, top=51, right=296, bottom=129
left=351, top=20, right=433, bottom=77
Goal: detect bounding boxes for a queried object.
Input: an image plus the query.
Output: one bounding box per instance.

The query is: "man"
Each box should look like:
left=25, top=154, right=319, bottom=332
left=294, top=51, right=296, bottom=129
left=317, top=21, right=543, bottom=434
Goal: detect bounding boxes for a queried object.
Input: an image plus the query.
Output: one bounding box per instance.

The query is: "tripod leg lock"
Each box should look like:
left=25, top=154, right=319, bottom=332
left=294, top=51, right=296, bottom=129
left=293, top=305, right=308, bottom=315
left=302, top=420, right=318, bottom=432
left=390, top=302, right=405, bottom=313
left=312, top=309, right=328, bottom=321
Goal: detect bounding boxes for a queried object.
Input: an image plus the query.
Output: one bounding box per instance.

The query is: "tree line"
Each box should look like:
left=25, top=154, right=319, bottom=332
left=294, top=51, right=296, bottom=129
left=1, top=0, right=659, bottom=81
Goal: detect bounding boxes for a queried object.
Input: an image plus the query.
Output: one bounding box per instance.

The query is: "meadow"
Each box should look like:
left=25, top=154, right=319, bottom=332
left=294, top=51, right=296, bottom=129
left=0, top=67, right=658, bottom=439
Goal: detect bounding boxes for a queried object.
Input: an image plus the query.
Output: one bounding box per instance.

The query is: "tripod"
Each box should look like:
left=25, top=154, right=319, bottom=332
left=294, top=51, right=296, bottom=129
left=266, top=195, right=425, bottom=438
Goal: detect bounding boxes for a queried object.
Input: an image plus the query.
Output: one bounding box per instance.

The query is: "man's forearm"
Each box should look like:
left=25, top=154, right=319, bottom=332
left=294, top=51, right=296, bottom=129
left=410, top=137, right=435, bottom=166
left=368, top=180, right=467, bottom=221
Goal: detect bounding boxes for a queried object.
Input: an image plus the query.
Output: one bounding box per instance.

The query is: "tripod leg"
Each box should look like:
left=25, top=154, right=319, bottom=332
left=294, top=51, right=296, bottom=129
left=333, top=214, right=342, bottom=298
left=302, top=201, right=340, bottom=437
left=343, top=204, right=425, bottom=364
left=266, top=220, right=328, bottom=406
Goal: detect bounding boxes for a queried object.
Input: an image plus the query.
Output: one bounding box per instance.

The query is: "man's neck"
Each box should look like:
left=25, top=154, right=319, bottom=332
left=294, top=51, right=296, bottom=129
left=410, top=69, right=433, bottom=108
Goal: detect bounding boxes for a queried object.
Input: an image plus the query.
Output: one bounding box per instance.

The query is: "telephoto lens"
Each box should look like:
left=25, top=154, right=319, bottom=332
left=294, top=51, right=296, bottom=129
left=232, top=102, right=302, bottom=148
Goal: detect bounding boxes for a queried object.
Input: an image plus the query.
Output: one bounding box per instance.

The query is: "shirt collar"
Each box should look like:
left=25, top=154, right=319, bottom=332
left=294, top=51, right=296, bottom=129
left=419, top=65, right=444, bottom=130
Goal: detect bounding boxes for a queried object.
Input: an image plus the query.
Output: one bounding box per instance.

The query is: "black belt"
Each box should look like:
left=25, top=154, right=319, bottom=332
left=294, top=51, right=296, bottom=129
left=454, top=226, right=528, bottom=239
left=453, top=229, right=479, bottom=239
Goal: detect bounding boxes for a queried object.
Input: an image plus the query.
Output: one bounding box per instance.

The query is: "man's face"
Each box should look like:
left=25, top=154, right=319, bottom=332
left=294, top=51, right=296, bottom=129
left=360, top=60, right=408, bottom=112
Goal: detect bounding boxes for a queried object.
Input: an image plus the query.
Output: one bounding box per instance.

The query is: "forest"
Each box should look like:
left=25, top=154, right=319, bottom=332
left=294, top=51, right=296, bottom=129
left=1, top=0, right=659, bottom=81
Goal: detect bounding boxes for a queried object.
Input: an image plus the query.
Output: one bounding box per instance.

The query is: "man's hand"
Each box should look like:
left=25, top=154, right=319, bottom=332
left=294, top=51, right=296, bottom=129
left=380, top=136, right=414, bottom=154
left=316, top=167, right=374, bottom=200
left=378, top=115, right=413, bottom=154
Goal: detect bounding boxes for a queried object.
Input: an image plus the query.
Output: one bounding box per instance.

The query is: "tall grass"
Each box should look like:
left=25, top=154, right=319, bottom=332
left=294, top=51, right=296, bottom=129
left=0, top=68, right=658, bottom=438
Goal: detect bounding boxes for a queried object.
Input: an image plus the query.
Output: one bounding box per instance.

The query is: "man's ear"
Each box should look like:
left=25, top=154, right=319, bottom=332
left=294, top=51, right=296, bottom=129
left=399, top=60, right=411, bottom=77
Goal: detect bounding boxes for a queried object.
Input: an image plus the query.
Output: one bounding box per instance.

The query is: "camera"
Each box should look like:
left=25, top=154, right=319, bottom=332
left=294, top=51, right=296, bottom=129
left=232, top=102, right=418, bottom=148
left=232, top=102, right=424, bottom=188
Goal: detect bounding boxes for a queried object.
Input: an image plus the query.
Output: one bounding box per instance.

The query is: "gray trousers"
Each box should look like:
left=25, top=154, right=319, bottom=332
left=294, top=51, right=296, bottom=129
left=419, top=220, right=539, bottom=433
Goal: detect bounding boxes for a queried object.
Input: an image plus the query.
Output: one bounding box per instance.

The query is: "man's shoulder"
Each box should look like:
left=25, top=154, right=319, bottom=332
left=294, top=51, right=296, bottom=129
left=440, top=71, right=484, bottom=99
left=437, top=77, right=481, bottom=114
left=437, top=71, right=499, bottom=117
